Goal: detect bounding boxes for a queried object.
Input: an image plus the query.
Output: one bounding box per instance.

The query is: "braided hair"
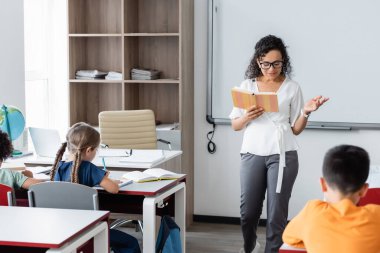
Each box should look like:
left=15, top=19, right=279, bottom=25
left=50, top=122, right=100, bottom=183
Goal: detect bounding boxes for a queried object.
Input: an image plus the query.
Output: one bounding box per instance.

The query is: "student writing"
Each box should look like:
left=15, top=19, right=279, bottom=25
left=0, top=130, right=41, bottom=190
left=50, top=123, right=141, bottom=253
left=50, top=122, right=119, bottom=193
left=283, top=145, right=380, bottom=253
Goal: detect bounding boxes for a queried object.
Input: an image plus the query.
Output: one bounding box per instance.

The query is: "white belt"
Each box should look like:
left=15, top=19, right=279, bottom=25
left=276, top=124, right=287, bottom=193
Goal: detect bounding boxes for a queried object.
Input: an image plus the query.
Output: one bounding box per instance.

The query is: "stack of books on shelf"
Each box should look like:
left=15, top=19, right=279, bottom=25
left=105, top=71, right=122, bottom=80
left=75, top=70, right=107, bottom=80
left=131, top=68, right=161, bottom=80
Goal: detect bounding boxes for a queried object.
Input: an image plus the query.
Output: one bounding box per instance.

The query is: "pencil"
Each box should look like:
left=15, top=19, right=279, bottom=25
left=102, top=157, right=107, bottom=171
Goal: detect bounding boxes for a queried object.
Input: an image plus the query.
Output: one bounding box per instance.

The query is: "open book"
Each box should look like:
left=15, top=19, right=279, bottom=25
left=231, top=87, right=279, bottom=112
left=122, top=168, right=182, bottom=183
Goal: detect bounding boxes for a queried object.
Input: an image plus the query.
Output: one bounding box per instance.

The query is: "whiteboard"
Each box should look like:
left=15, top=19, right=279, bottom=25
left=207, top=0, right=380, bottom=129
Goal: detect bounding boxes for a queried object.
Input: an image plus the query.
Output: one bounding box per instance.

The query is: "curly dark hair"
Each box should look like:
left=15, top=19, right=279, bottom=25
left=245, top=35, right=292, bottom=79
left=0, top=130, right=13, bottom=162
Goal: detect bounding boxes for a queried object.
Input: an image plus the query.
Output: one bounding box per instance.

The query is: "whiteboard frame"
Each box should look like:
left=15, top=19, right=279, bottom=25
left=206, top=0, right=380, bottom=130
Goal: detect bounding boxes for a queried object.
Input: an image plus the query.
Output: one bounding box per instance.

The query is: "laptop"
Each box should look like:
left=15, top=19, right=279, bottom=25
left=29, top=127, right=62, bottom=158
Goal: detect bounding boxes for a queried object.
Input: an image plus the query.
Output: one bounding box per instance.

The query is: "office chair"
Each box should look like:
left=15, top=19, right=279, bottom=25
left=98, top=109, right=171, bottom=150
left=99, top=109, right=172, bottom=233
left=28, top=181, right=98, bottom=210
left=0, top=183, right=14, bottom=206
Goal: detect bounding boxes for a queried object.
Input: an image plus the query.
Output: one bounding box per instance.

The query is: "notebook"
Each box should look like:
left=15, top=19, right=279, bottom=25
left=29, top=127, right=62, bottom=158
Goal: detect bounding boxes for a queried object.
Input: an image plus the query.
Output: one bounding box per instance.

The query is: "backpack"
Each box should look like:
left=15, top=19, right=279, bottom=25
left=155, top=215, right=182, bottom=253
left=110, top=229, right=141, bottom=253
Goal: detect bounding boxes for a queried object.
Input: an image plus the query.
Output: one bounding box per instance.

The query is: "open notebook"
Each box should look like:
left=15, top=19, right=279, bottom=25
left=123, top=168, right=182, bottom=183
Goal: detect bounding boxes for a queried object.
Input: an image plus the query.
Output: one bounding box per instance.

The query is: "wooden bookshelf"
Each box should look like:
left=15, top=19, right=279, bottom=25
left=68, top=0, right=194, bottom=223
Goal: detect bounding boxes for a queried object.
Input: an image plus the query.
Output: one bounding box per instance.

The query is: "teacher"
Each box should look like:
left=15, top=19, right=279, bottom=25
left=229, top=35, right=328, bottom=253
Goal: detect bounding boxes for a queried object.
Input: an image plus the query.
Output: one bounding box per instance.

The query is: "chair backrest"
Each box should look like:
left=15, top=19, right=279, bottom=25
left=0, top=183, right=14, bottom=206
left=28, top=182, right=98, bottom=210
left=358, top=188, right=380, bottom=206
left=99, top=109, right=157, bottom=149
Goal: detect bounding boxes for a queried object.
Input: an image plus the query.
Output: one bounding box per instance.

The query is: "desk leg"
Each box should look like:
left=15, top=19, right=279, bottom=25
left=175, top=184, right=186, bottom=253
left=143, top=183, right=186, bottom=253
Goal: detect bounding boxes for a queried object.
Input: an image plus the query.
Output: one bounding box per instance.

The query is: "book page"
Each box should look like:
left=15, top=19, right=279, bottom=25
left=144, top=168, right=180, bottom=179
left=122, top=171, right=158, bottom=183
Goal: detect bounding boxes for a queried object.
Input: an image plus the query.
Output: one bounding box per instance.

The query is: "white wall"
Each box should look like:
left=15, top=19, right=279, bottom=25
left=194, top=0, right=380, bottom=219
left=0, top=0, right=25, bottom=112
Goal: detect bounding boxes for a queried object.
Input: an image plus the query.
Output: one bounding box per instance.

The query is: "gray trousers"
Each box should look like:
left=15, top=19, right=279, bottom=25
left=240, top=151, right=298, bottom=253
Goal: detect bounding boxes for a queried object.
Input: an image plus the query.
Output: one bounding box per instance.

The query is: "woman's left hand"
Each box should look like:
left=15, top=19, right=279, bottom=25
left=304, top=96, right=329, bottom=114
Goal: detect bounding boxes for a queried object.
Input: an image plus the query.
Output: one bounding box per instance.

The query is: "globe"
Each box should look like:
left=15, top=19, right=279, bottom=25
left=0, top=105, right=25, bottom=141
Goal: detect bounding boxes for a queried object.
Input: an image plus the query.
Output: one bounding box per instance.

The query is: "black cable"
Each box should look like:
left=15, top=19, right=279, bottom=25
left=207, top=124, right=216, bottom=154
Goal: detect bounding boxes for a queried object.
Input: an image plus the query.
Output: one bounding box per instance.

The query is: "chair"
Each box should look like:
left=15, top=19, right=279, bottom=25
left=99, top=109, right=170, bottom=233
left=0, top=183, right=14, bottom=206
left=28, top=182, right=101, bottom=253
left=358, top=188, right=380, bottom=206
left=98, top=109, right=171, bottom=150
left=28, top=181, right=98, bottom=210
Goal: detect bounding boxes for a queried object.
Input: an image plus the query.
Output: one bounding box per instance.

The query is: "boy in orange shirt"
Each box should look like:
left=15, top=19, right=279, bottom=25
left=283, top=145, right=380, bottom=253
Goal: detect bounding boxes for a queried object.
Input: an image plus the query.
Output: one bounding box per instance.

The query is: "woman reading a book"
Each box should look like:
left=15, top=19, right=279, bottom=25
left=229, top=35, right=328, bottom=253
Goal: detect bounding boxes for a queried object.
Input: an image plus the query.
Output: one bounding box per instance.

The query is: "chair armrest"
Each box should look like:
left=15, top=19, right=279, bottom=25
left=157, top=139, right=172, bottom=150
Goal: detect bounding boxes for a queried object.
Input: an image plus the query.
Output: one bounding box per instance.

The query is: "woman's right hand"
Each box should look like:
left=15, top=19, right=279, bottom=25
left=244, top=106, right=264, bottom=122
left=232, top=106, right=264, bottom=131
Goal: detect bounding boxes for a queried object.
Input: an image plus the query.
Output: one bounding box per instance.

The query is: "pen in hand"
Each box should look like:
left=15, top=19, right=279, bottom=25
left=102, top=157, right=107, bottom=171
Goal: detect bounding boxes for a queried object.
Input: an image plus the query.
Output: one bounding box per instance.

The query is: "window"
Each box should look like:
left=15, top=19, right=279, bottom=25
left=24, top=0, right=68, bottom=133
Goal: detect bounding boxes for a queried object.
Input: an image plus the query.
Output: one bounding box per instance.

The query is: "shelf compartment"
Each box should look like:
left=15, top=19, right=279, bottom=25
left=69, top=34, right=123, bottom=37
left=124, top=0, right=179, bottom=33
left=68, top=0, right=122, bottom=34
left=124, top=83, right=179, bottom=124
left=124, top=79, right=179, bottom=83
left=69, top=37, right=122, bottom=79
left=69, top=82, right=123, bottom=125
left=124, top=33, right=180, bottom=37
left=124, top=36, right=179, bottom=80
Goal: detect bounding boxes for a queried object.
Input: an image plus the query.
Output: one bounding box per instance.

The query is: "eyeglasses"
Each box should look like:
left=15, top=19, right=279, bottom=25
left=259, top=61, right=283, bottom=69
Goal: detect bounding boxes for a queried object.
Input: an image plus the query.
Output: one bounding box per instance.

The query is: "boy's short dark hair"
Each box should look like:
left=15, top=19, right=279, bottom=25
left=0, top=130, right=13, bottom=162
left=322, top=145, right=369, bottom=195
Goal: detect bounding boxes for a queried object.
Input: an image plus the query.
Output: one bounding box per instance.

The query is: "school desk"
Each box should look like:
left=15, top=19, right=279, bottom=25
left=99, top=172, right=187, bottom=253
left=0, top=206, right=109, bottom=253
left=13, top=149, right=182, bottom=170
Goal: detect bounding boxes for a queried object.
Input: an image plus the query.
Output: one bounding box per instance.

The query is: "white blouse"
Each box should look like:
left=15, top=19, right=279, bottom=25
left=229, top=77, right=304, bottom=192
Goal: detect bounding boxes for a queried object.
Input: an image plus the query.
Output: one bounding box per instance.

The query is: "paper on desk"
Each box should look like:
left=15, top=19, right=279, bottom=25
left=118, top=150, right=165, bottom=164
left=27, top=166, right=51, bottom=180
left=97, top=149, right=129, bottom=157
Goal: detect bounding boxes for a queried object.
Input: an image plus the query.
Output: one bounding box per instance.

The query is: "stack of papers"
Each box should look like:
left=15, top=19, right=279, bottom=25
left=75, top=70, right=107, bottom=80
left=105, top=71, right=122, bottom=80
left=131, top=68, right=161, bottom=80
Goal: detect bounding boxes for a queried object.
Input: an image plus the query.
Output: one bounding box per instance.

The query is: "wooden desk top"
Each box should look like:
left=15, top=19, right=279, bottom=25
left=0, top=206, right=109, bottom=248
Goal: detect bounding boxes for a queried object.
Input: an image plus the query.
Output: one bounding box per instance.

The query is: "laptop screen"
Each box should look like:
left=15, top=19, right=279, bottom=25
left=29, top=127, right=62, bottom=158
